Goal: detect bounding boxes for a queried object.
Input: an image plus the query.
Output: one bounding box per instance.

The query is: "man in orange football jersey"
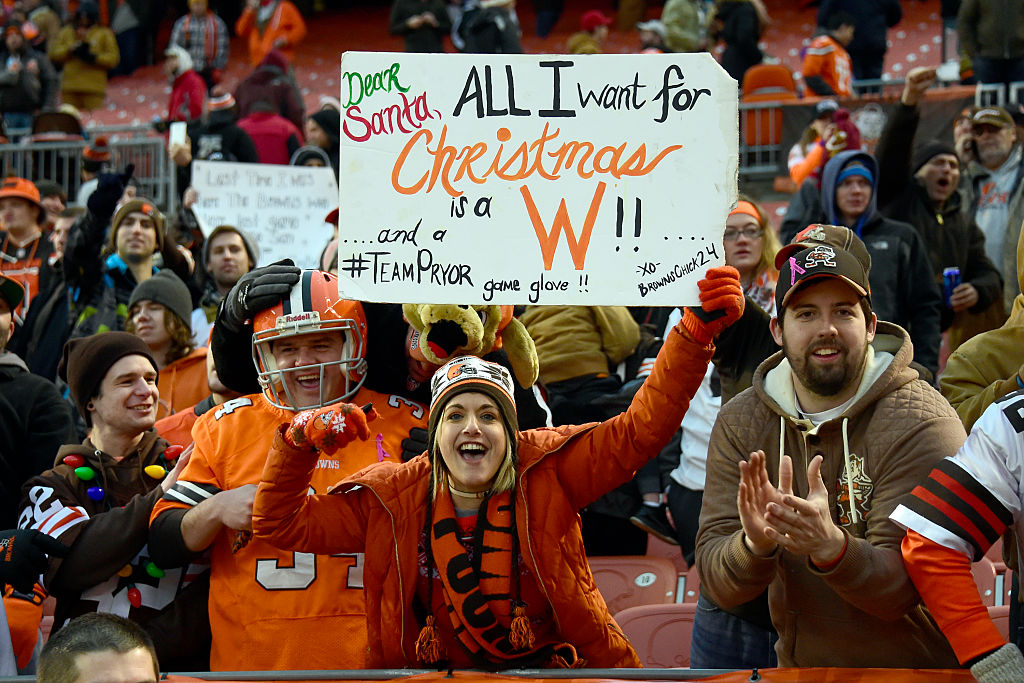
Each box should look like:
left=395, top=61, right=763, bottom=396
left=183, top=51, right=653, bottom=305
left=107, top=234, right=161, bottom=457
left=149, top=267, right=427, bottom=671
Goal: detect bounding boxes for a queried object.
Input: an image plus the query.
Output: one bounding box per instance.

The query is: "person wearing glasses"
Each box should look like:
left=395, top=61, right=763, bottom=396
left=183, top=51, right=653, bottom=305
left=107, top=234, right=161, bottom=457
left=723, top=198, right=782, bottom=315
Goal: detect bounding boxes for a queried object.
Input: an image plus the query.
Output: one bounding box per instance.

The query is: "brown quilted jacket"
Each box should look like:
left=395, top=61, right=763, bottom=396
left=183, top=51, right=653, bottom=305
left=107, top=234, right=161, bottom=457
left=696, top=322, right=964, bottom=668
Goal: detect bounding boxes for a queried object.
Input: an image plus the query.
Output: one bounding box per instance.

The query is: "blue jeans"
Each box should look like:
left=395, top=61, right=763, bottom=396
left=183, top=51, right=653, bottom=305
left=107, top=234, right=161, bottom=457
left=690, top=595, right=778, bottom=669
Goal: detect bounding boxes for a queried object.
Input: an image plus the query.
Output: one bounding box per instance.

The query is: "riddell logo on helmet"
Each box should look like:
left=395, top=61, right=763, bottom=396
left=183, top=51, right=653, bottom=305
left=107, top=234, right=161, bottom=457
left=276, top=311, right=320, bottom=328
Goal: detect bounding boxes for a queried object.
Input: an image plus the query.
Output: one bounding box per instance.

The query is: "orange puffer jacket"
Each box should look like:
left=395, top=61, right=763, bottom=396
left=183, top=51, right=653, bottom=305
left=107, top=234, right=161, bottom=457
left=253, top=321, right=713, bottom=668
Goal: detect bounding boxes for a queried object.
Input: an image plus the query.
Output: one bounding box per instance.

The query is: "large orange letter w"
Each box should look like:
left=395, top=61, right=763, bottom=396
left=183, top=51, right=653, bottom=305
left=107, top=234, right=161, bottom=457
left=520, top=181, right=606, bottom=271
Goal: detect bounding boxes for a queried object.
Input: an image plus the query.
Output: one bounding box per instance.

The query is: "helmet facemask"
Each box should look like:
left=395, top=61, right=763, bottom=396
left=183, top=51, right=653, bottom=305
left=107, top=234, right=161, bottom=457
left=253, top=313, right=367, bottom=411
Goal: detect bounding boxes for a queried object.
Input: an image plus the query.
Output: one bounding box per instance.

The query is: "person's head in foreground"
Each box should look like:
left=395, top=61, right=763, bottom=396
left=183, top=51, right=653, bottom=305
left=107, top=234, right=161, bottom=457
left=38, top=612, right=159, bottom=683
left=253, top=269, right=367, bottom=410
left=771, top=227, right=876, bottom=413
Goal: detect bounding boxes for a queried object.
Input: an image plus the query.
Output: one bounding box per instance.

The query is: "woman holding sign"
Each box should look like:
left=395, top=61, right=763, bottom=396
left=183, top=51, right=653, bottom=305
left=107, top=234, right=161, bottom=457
left=252, top=267, right=744, bottom=669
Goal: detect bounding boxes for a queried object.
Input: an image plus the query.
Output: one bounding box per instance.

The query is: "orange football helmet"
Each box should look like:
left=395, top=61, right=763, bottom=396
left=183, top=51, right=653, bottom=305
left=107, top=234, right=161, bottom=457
left=251, top=270, right=367, bottom=410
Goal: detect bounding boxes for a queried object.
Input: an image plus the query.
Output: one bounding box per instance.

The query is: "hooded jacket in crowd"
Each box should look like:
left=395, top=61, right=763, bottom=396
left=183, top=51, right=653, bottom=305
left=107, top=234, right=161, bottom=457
left=17, top=430, right=211, bottom=670
left=233, top=49, right=305, bottom=131
left=696, top=322, right=963, bottom=668
left=0, top=350, right=73, bottom=528
left=0, top=37, right=58, bottom=114
left=782, top=150, right=942, bottom=377
left=874, top=101, right=1003, bottom=340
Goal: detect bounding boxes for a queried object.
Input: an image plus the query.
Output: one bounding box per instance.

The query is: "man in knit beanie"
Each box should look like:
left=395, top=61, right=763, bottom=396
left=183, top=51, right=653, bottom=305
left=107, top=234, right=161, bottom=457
left=127, top=269, right=208, bottom=418
left=19, top=331, right=210, bottom=670
left=875, top=65, right=1003, bottom=348
left=74, top=135, right=110, bottom=207
left=67, top=196, right=195, bottom=339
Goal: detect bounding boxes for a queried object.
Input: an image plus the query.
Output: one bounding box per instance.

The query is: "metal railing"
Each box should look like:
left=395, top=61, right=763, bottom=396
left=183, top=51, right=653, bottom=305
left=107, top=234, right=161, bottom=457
left=0, top=129, right=177, bottom=215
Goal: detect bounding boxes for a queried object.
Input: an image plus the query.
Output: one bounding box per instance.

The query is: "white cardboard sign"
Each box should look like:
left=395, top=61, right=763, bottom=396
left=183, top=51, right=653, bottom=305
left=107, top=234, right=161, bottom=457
left=191, top=160, right=338, bottom=269
left=337, top=51, right=737, bottom=305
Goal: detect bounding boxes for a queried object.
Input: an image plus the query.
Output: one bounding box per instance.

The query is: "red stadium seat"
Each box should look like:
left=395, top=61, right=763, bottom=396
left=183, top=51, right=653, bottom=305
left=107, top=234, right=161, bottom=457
left=588, top=556, right=677, bottom=613
left=645, top=536, right=687, bottom=602
left=615, top=602, right=698, bottom=667
left=973, top=557, right=998, bottom=606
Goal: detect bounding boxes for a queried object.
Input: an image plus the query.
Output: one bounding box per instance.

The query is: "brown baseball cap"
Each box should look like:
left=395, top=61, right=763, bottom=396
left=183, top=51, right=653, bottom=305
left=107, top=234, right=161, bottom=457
left=776, top=244, right=871, bottom=311
left=971, top=107, right=1014, bottom=129
left=775, top=224, right=872, bottom=275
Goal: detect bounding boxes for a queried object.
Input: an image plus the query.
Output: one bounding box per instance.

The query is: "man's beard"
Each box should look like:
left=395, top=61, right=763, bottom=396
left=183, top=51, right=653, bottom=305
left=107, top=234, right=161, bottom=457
left=785, top=336, right=865, bottom=398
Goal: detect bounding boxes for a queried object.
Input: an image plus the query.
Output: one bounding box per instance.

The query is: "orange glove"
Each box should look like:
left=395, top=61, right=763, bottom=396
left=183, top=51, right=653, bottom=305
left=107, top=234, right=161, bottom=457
left=284, top=404, right=377, bottom=455
left=680, top=266, right=745, bottom=345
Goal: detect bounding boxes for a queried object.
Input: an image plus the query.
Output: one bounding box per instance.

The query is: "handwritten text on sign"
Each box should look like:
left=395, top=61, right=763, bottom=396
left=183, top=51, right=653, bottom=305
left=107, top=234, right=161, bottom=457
left=337, top=52, right=737, bottom=305
left=191, top=161, right=337, bottom=269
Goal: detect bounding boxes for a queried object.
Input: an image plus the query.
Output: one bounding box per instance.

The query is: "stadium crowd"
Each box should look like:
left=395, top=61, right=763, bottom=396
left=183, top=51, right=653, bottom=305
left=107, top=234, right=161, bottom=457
left=3, top=0, right=1024, bottom=681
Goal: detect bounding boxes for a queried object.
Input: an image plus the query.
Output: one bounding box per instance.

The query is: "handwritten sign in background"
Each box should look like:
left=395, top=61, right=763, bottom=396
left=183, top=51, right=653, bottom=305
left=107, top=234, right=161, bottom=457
left=191, top=161, right=338, bottom=269
left=337, top=52, right=737, bottom=305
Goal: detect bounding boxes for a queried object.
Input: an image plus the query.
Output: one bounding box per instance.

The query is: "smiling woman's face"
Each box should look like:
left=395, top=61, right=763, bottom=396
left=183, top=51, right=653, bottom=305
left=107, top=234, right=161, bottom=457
left=436, top=391, right=508, bottom=493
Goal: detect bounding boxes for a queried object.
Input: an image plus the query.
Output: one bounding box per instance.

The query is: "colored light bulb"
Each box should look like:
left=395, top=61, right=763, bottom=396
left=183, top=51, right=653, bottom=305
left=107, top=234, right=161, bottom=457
left=62, top=454, right=85, bottom=468
left=144, top=465, right=166, bottom=479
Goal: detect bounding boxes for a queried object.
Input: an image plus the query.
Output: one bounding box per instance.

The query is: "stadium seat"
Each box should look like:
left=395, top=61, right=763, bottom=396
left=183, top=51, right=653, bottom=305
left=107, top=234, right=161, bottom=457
left=988, top=605, right=1010, bottom=641
left=986, top=536, right=1006, bottom=574
left=645, top=536, right=687, bottom=602
left=615, top=602, right=697, bottom=667
left=588, top=556, right=677, bottom=613
left=740, top=64, right=800, bottom=148
left=973, top=557, right=998, bottom=606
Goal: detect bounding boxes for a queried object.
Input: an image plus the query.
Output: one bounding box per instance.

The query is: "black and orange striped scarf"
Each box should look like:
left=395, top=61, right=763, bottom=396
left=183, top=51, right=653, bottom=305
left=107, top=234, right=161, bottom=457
left=420, top=489, right=538, bottom=665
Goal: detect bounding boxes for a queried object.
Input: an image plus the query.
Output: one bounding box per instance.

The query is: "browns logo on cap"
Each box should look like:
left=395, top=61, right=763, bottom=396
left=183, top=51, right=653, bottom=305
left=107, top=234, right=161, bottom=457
left=775, top=243, right=871, bottom=311
left=431, top=355, right=515, bottom=410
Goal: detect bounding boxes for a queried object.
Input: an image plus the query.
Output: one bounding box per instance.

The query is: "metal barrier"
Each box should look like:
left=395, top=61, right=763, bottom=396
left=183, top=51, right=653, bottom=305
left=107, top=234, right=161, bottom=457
left=737, top=100, right=785, bottom=179
left=975, top=80, right=1024, bottom=107
left=0, top=132, right=176, bottom=215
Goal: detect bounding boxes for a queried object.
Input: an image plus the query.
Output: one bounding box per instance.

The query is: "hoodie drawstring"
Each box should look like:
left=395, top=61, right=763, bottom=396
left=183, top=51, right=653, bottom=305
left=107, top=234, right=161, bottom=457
left=841, top=417, right=859, bottom=525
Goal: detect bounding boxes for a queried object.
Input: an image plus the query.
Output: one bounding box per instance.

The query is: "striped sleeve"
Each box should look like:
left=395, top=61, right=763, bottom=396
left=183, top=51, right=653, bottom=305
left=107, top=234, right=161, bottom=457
left=162, top=480, right=221, bottom=508
left=891, top=398, right=1023, bottom=561
left=36, top=504, right=89, bottom=540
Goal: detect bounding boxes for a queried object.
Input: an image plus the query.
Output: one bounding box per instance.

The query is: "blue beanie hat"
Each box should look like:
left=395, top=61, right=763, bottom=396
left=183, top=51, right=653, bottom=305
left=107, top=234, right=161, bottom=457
left=837, top=161, right=873, bottom=186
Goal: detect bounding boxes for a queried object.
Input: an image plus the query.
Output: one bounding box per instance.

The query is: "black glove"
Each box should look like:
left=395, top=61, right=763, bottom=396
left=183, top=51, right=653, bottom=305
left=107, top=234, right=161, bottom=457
left=73, top=42, right=95, bottom=63
left=218, top=259, right=301, bottom=334
left=86, top=164, right=134, bottom=223
left=401, top=427, right=428, bottom=461
left=0, top=529, right=69, bottom=593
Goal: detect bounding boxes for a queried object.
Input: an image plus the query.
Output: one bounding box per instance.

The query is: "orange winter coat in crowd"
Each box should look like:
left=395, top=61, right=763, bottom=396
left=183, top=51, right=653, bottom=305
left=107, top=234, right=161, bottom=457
left=253, top=321, right=713, bottom=668
left=235, top=1, right=307, bottom=67
left=156, top=347, right=208, bottom=420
